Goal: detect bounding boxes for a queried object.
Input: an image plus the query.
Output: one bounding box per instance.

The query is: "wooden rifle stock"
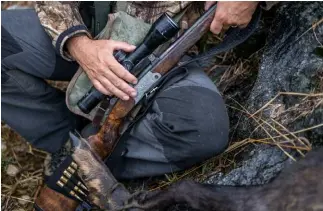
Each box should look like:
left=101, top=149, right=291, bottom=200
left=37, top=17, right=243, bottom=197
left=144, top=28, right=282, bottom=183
left=35, top=186, right=78, bottom=211
left=88, top=99, right=135, bottom=158
left=88, top=5, right=217, bottom=159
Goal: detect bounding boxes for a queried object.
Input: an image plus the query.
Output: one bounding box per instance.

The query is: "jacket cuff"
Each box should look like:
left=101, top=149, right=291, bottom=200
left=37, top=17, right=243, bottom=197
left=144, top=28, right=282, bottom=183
left=55, top=25, right=92, bottom=61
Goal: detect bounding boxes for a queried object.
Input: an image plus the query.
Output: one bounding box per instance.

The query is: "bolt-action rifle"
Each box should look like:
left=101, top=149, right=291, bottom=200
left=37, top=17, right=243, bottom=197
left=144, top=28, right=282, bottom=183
left=87, top=3, right=260, bottom=159
left=35, top=4, right=261, bottom=211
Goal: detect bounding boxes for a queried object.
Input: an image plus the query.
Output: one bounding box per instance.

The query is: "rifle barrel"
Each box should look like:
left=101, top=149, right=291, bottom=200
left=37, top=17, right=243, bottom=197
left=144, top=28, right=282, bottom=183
left=152, top=4, right=217, bottom=75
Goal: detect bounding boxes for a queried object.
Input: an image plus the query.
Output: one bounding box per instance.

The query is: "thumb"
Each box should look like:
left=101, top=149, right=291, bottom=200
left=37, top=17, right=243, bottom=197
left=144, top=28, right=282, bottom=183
left=210, top=15, right=223, bottom=35
left=205, top=1, right=216, bottom=11
left=110, top=40, right=136, bottom=52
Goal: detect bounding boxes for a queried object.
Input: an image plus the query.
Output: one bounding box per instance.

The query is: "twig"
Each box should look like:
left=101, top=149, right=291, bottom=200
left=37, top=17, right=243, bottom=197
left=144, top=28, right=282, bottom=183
left=270, top=118, right=311, bottom=153
left=253, top=123, right=323, bottom=142
left=294, top=18, right=323, bottom=43
left=250, top=140, right=311, bottom=151
left=313, top=28, right=323, bottom=47
left=251, top=92, right=323, bottom=117
left=10, top=149, right=22, bottom=168
left=228, top=97, right=296, bottom=161
left=2, top=194, right=34, bottom=203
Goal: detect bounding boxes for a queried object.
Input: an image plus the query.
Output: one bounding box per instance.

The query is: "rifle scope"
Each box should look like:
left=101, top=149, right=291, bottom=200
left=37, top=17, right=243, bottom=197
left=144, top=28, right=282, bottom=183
left=77, top=13, right=179, bottom=114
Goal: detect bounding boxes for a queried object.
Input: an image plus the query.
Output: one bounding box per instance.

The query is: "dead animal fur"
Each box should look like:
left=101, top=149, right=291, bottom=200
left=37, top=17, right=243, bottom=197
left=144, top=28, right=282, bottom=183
left=125, top=147, right=323, bottom=211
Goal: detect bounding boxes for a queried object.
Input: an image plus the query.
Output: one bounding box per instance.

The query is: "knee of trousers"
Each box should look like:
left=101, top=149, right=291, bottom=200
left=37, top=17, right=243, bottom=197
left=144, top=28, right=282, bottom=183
left=1, top=68, right=71, bottom=153
left=147, top=81, right=230, bottom=169
left=1, top=68, right=54, bottom=97
left=2, top=14, right=60, bottom=80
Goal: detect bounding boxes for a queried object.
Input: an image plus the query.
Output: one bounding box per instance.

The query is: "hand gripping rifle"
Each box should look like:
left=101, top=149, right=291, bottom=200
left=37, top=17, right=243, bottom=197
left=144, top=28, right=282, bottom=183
left=77, top=12, right=180, bottom=114
left=35, top=4, right=261, bottom=211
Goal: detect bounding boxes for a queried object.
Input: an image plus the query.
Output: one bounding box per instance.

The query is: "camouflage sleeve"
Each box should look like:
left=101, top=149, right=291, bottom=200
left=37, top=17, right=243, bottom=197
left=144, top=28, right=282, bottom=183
left=35, top=1, right=92, bottom=61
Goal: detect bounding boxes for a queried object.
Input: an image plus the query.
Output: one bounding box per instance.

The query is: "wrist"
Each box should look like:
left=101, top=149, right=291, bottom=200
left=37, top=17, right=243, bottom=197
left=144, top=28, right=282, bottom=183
left=66, top=35, right=92, bottom=60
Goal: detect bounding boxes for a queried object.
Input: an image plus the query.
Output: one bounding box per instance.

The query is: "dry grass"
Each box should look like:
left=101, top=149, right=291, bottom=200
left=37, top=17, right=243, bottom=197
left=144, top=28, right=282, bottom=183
left=1, top=124, right=48, bottom=211
left=1, top=2, right=322, bottom=210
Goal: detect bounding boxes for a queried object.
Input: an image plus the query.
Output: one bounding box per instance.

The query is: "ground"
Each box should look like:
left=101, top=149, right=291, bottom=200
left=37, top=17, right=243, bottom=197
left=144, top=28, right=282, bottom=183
left=1, top=2, right=322, bottom=211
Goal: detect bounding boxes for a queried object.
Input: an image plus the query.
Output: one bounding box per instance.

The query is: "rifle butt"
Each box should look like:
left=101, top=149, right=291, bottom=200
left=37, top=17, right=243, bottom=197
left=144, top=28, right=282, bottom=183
left=34, top=185, right=78, bottom=211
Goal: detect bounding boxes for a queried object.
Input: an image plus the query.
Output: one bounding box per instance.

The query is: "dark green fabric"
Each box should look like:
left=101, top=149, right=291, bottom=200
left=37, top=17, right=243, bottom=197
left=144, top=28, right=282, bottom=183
left=93, top=1, right=113, bottom=36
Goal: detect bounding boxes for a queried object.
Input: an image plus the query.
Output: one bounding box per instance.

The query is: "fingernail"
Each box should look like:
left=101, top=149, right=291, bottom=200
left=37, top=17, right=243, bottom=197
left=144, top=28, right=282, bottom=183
left=130, top=91, right=137, bottom=97
left=123, top=96, right=129, bottom=100
left=132, top=80, right=138, bottom=85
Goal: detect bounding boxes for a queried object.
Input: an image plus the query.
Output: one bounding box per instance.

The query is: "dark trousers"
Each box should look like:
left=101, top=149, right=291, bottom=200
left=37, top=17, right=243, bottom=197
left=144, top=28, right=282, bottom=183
left=2, top=9, right=80, bottom=153
left=1, top=9, right=229, bottom=179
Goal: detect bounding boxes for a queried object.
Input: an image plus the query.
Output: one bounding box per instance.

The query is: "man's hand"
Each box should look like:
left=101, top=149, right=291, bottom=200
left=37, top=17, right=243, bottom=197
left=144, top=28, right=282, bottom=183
left=67, top=36, right=138, bottom=101
left=205, top=1, right=259, bottom=35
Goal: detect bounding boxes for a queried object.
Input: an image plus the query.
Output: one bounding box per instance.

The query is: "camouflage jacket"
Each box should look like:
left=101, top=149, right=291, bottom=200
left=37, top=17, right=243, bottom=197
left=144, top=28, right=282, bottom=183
left=34, top=1, right=276, bottom=61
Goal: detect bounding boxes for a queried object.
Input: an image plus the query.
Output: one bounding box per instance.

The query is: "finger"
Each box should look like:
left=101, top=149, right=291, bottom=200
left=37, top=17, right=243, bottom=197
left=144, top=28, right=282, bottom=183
left=210, top=11, right=225, bottom=35
left=221, top=20, right=244, bottom=32
left=204, top=1, right=216, bottom=11
left=224, top=15, right=243, bottom=28
left=103, top=69, right=137, bottom=97
left=92, top=79, right=111, bottom=96
left=108, top=57, right=138, bottom=84
left=98, top=77, right=130, bottom=101
left=210, top=18, right=223, bottom=35
left=109, top=40, right=136, bottom=53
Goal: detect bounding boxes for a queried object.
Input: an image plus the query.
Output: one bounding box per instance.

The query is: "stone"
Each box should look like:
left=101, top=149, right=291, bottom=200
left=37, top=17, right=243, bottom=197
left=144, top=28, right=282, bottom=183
left=207, top=2, right=323, bottom=188
left=205, top=145, right=294, bottom=186
left=240, top=1, right=323, bottom=143
left=1, top=142, right=7, bottom=152
left=6, top=164, right=20, bottom=177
